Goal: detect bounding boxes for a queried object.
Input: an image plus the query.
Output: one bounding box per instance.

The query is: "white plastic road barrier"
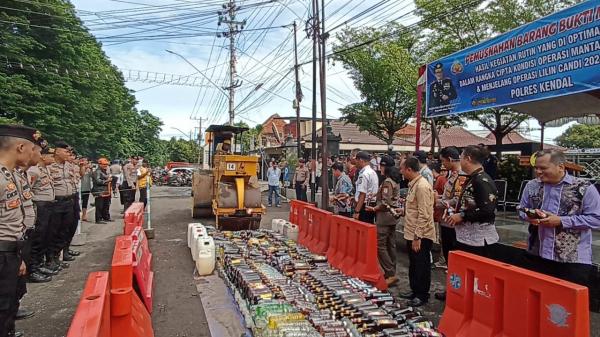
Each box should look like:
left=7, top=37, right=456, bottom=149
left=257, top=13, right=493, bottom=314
left=271, top=219, right=286, bottom=234
left=195, top=236, right=216, bottom=276
left=284, top=223, right=299, bottom=242
left=191, top=227, right=209, bottom=261
left=187, top=223, right=205, bottom=248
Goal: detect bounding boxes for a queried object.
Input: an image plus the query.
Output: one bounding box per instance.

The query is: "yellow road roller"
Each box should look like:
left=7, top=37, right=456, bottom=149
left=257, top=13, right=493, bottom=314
left=192, top=125, right=265, bottom=230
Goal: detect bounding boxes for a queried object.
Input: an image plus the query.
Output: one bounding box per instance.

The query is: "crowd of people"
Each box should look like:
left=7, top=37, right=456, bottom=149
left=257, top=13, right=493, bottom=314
left=0, top=125, right=151, bottom=337
left=271, top=144, right=600, bottom=308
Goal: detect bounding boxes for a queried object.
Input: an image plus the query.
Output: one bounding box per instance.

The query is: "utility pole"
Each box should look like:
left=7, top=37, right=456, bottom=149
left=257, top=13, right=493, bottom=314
left=318, top=0, right=329, bottom=210
left=293, top=21, right=303, bottom=159
left=218, top=0, right=245, bottom=125
left=309, top=0, right=319, bottom=203
left=192, top=117, right=207, bottom=164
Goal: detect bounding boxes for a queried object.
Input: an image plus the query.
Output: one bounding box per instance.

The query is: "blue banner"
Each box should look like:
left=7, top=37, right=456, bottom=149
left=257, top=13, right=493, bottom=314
left=425, top=0, right=600, bottom=117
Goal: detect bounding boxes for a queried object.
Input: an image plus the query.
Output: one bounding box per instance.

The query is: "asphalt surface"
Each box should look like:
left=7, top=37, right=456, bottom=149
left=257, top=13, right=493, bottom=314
left=16, top=186, right=600, bottom=336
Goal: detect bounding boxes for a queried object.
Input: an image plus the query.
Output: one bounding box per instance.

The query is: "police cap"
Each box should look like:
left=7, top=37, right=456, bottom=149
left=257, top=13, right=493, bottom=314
left=434, top=63, right=443, bottom=71
left=0, top=124, right=39, bottom=143
left=380, top=155, right=395, bottom=167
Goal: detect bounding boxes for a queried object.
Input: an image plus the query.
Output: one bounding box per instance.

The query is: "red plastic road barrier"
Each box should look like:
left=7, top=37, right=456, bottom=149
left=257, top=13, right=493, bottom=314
left=326, top=215, right=387, bottom=290
left=289, top=200, right=312, bottom=245
left=124, top=202, right=145, bottom=235
left=305, top=207, right=332, bottom=255
left=111, top=236, right=154, bottom=337
left=289, top=199, right=309, bottom=224
left=66, top=272, right=111, bottom=337
left=131, top=227, right=154, bottom=313
left=440, top=251, right=589, bottom=337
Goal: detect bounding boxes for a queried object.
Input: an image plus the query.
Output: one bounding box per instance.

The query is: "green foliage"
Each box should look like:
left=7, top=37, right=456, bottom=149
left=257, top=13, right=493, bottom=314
left=234, top=121, right=261, bottom=152
left=333, top=23, right=417, bottom=145
left=163, top=137, right=201, bottom=163
left=556, top=124, right=600, bottom=149
left=498, top=155, right=531, bottom=201
left=0, top=0, right=163, bottom=160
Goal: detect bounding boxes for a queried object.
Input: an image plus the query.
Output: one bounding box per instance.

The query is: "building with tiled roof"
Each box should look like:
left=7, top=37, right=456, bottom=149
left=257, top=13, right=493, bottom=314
left=421, top=126, right=493, bottom=148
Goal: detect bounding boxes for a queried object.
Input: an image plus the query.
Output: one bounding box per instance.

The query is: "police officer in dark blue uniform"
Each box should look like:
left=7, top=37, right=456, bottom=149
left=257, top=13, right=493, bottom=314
left=429, top=63, right=457, bottom=107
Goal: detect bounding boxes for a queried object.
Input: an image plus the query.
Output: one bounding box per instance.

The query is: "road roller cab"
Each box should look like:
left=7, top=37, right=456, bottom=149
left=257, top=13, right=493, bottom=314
left=191, top=125, right=265, bottom=230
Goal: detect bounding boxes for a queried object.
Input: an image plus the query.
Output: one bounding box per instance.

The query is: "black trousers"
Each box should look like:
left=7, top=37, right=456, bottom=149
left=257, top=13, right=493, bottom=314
left=455, top=241, right=497, bottom=259
left=111, top=176, right=118, bottom=194
left=407, top=238, right=433, bottom=301
left=81, top=191, right=91, bottom=210
left=0, top=250, right=20, bottom=337
left=48, top=198, right=74, bottom=258
left=138, top=188, right=147, bottom=208
left=521, top=253, right=593, bottom=288
left=358, top=206, right=376, bottom=224
left=295, top=182, right=307, bottom=202
left=65, top=193, right=81, bottom=249
left=30, top=201, right=54, bottom=269
left=440, top=226, right=457, bottom=262
left=121, top=181, right=136, bottom=211
left=95, top=195, right=111, bottom=222
left=377, top=225, right=397, bottom=278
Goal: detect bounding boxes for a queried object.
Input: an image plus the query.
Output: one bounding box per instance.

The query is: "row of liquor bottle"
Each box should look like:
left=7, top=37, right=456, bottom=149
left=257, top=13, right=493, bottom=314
left=214, top=229, right=444, bottom=337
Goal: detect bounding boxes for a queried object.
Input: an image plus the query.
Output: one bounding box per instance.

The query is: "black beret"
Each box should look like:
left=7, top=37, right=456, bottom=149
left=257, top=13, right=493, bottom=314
left=55, top=140, right=70, bottom=149
left=0, top=124, right=39, bottom=143
left=41, top=147, right=55, bottom=155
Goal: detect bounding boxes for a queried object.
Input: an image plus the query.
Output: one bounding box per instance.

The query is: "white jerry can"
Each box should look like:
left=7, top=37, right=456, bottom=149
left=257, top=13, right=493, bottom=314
left=191, top=227, right=208, bottom=261
left=271, top=219, right=287, bottom=234
left=187, top=223, right=205, bottom=248
left=195, top=236, right=216, bottom=276
left=284, top=222, right=299, bottom=242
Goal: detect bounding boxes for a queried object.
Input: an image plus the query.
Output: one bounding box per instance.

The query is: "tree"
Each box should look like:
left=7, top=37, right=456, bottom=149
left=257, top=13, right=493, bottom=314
left=234, top=121, right=262, bottom=152
left=333, top=24, right=418, bottom=146
left=556, top=124, right=600, bottom=149
left=165, top=138, right=201, bottom=163
left=414, top=0, right=576, bottom=156
left=0, top=0, right=164, bottom=160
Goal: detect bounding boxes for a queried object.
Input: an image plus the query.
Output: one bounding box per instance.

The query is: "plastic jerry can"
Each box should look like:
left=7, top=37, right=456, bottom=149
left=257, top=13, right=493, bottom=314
left=284, top=222, right=299, bottom=242
left=187, top=223, right=204, bottom=248
left=195, top=236, right=216, bottom=276
left=271, top=219, right=286, bottom=233
left=191, top=227, right=208, bottom=261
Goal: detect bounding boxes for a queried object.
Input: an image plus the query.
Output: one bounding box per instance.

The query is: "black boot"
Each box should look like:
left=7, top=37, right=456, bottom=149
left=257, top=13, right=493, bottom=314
left=38, top=265, right=59, bottom=276
left=45, top=258, right=61, bottom=272
left=62, top=251, right=76, bottom=262
left=27, top=271, right=52, bottom=283
left=52, top=256, right=69, bottom=269
left=16, top=308, right=35, bottom=320
left=68, top=249, right=81, bottom=256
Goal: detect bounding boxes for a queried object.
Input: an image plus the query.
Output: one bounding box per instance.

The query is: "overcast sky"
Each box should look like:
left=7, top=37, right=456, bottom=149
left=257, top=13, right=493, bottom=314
left=70, top=0, right=570, bottom=143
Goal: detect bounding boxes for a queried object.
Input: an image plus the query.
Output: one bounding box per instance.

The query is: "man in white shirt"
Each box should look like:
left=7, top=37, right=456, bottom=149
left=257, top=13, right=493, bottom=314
left=267, top=161, right=282, bottom=207
left=353, top=151, right=379, bottom=223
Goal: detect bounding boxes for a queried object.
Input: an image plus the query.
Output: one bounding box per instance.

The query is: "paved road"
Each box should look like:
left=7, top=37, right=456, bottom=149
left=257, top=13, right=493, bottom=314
left=16, top=186, right=600, bottom=336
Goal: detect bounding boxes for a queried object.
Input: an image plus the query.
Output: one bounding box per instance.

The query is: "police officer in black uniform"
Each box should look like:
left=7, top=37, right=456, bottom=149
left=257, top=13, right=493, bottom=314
left=0, top=124, right=38, bottom=337
left=429, top=63, right=457, bottom=107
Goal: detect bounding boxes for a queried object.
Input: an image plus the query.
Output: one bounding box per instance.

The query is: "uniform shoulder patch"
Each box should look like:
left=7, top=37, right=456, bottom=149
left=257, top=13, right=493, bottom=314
left=6, top=198, right=21, bottom=209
